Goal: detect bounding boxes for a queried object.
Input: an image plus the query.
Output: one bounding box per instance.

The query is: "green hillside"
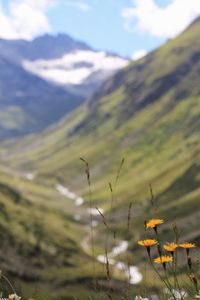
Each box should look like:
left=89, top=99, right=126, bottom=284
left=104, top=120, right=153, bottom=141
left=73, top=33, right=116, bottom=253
left=0, top=165, right=132, bottom=299
left=1, top=18, right=200, bottom=298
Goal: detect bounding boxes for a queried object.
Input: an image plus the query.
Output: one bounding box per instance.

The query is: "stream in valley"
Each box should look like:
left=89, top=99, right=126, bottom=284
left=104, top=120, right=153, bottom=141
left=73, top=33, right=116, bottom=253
left=25, top=173, right=142, bottom=285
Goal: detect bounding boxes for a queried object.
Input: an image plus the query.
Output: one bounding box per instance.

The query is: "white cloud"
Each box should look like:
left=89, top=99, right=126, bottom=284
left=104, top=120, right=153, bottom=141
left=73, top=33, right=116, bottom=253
left=122, top=0, right=200, bottom=39
left=64, top=0, right=91, bottom=12
left=0, top=0, right=55, bottom=40
left=132, top=49, right=147, bottom=60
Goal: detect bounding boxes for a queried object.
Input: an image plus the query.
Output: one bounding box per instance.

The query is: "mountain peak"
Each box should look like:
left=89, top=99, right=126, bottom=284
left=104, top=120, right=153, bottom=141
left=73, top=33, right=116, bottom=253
left=0, top=32, right=92, bottom=62
left=32, top=33, right=91, bottom=54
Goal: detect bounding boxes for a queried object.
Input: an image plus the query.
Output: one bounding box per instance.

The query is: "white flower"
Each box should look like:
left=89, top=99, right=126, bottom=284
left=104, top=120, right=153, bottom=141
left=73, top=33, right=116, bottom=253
left=7, top=294, right=21, bottom=300
left=135, top=296, right=149, bottom=300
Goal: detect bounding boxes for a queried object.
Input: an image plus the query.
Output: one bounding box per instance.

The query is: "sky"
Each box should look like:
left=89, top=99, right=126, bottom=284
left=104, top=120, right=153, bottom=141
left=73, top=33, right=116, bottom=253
left=0, top=0, right=200, bottom=58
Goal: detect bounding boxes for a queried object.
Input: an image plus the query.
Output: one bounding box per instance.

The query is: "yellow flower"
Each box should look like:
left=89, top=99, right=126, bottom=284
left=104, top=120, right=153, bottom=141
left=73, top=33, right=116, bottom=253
left=138, top=239, right=158, bottom=247
left=154, top=255, right=173, bottom=264
left=179, top=242, right=196, bottom=249
left=146, top=219, right=164, bottom=229
left=163, top=243, right=178, bottom=252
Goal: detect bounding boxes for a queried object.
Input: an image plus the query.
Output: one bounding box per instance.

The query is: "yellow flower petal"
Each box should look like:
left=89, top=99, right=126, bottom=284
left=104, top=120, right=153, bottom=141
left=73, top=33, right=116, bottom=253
left=146, top=219, right=164, bottom=229
left=179, top=242, right=196, bottom=249
left=154, top=255, right=173, bottom=264
left=138, top=239, right=158, bottom=247
left=163, top=243, right=178, bottom=252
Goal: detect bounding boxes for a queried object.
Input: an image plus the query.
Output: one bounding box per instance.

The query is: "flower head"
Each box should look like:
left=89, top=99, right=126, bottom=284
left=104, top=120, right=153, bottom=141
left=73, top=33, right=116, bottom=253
left=146, top=219, right=164, bottom=229
left=164, top=242, right=178, bottom=252
left=179, top=242, right=196, bottom=249
left=154, top=255, right=173, bottom=264
left=7, top=294, right=21, bottom=300
left=135, top=296, right=144, bottom=300
left=138, top=239, right=158, bottom=247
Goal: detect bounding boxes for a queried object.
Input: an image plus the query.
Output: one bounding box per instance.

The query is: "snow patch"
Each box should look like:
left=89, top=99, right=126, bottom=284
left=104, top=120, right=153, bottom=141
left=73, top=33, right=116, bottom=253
left=109, top=241, right=128, bottom=258
left=76, top=197, right=84, bottom=206
left=87, top=207, right=104, bottom=216
left=23, top=50, right=129, bottom=86
left=97, top=241, right=142, bottom=285
left=25, top=173, right=35, bottom=180
left=56, top=184, right=84, bottom=206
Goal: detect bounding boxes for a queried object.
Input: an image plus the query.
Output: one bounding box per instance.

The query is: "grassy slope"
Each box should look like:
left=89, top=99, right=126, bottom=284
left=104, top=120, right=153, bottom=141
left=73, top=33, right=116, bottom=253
left=0, top=165, right=126, bottom=299
left=1, top=18, right=200, bottom=296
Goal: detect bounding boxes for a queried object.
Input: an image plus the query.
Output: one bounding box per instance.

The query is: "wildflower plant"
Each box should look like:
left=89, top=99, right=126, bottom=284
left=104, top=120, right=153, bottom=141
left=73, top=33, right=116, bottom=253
left=138, top=215, right=198, bottom=300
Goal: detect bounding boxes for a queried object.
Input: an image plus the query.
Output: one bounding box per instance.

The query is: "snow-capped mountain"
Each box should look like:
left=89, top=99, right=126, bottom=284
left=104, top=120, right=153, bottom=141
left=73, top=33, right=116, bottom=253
left=0, top=34, right=129, bottom=97
left=22, top=50, right=128, bottom=97
left=0, top=33, right=129, bottom=139
left=23, top=50, right=128, bottom=96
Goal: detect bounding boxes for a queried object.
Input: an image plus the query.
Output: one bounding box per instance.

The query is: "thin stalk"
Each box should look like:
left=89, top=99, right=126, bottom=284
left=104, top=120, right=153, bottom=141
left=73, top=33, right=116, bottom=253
left=1, top=274, right=16, bottom=294
left=171, top=223, right=186, bottom=300
left=80, top=158, right=96, bottom=288
left=149, top=258, right=176, bottom=300
left=125, top=203, right=133, bottom=299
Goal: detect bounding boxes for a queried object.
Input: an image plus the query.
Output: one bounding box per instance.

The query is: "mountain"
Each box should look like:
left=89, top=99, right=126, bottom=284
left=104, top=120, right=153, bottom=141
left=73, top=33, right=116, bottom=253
left=0, top=34, right=91, bottom=61
left=23, top=49, right=129, bottom=97
left=0, top=34, right=128, bottom=139
left=0, top=54, right=83, bottom=139
left=1, top=18, right=200, bottom=299
left=0, top=34, right=129, bottom=97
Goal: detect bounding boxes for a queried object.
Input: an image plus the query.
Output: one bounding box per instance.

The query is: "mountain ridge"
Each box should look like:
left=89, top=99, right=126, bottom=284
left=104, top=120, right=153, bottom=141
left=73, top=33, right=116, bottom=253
left=0, top=33, right=128, bottom=139
left=0, top=33, right=91, bottom=61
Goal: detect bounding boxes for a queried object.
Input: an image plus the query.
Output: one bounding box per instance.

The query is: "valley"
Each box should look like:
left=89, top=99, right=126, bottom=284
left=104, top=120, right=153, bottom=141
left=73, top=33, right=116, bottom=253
left=0, top=15, right=199, bottom=300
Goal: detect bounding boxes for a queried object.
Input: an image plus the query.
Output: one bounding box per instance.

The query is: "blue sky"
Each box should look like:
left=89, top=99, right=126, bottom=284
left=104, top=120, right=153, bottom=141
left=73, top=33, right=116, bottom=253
left=47, top=0, right=165, bottom=57
left=0, top=0, right=200, bottom=58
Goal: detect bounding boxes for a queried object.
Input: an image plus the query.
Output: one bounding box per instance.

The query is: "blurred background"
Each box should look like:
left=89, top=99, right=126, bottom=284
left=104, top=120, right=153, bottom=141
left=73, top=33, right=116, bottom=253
left=0, top=0, right=199, bottom=299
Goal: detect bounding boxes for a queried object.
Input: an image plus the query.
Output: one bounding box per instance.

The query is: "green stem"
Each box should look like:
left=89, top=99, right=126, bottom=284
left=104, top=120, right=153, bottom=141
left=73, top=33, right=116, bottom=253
left=149, top=258, right=176, bottom=300
left=1, top=274, right=16, bottom=294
